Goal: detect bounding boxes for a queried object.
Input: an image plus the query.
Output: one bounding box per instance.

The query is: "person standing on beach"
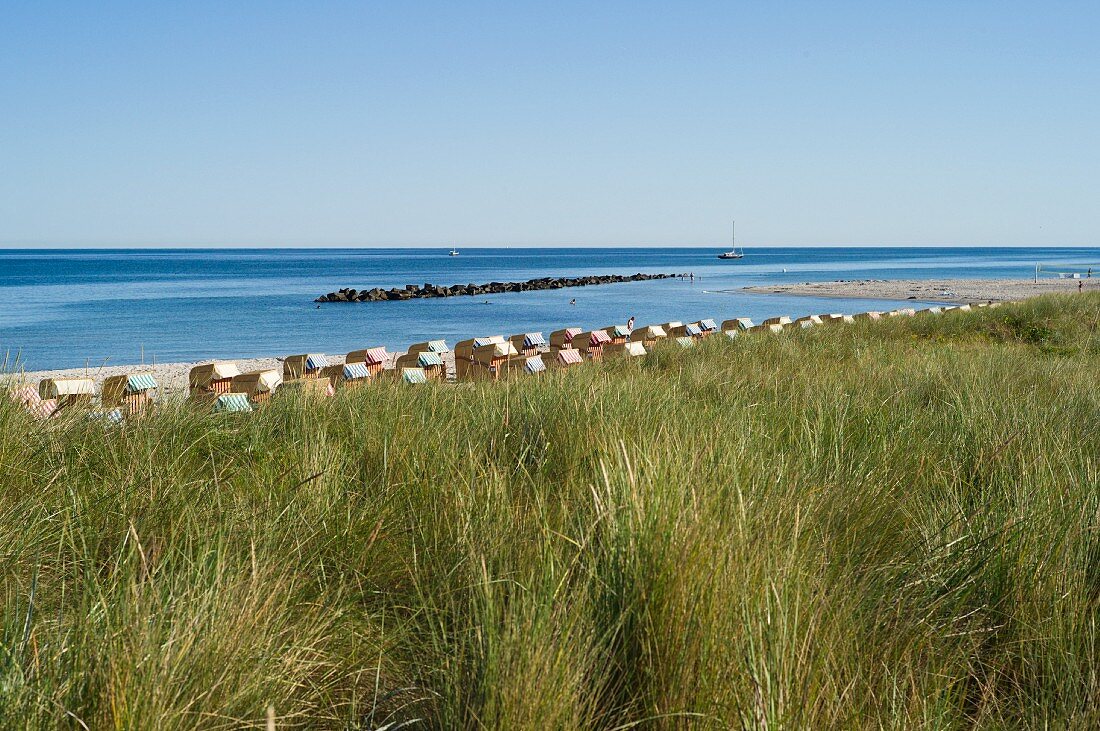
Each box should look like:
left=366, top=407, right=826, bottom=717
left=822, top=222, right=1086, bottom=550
left=1079, top=281, right=1084, bottom=293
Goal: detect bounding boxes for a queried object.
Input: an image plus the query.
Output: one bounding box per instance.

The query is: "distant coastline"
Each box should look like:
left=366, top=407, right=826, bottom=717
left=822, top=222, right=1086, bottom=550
left=742, top=278, right=1096, bottom=303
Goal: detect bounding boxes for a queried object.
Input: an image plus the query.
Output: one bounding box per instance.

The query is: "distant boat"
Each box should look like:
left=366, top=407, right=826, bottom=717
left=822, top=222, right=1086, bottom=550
left=449, top=247, right=459, bottom=256
left=717, top=221, right=744, bottom=260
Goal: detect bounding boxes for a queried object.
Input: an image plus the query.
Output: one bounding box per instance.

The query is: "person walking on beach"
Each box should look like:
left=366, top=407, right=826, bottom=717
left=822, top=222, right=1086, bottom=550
left=626, top=316, right=635, bottom=332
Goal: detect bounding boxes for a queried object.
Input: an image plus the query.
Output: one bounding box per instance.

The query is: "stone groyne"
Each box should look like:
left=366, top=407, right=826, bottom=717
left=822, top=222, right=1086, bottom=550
left=316, top=273, right=678, bottom=303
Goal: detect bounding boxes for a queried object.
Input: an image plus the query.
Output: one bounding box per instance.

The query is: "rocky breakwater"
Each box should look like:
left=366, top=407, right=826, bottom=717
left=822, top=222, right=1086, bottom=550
left=316, top=273, right=678, bottom=303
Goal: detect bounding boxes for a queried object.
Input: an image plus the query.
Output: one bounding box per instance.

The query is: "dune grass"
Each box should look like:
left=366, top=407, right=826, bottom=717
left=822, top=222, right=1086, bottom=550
left=1, top=293, right=1098, bottom=729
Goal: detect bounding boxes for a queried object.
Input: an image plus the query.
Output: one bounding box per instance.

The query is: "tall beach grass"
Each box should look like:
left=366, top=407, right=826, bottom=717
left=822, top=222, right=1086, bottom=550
left=1, top=293, right=1098, bottom=728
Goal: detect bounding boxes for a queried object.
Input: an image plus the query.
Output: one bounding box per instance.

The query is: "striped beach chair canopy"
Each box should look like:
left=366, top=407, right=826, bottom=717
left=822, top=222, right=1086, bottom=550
left=684, top=323, right=703, bottom=337
left=698, top=318, right=718, bottom=331
left=523, top=356, right=547, bottom=373
left=401, top=367, right=428, bottom=384
left=409, top=339, right=449, bottom=354
left=125, top=374, right=158, bottom=392
left=609, top=324, right=631, bottom=338
left=347, top=347, right=389, bottom=365
left=214, top=393, right=253, bottom=413
left=342, top=362, right=371, bottom=380
left=587, top=330, right=612, bottom=346
left=518, top=332, right=547, bottom=348
left=722, top=317, right=754, bottom=331
left=417, top=351, right=444, bottom=367
left=305, top=354, right=330, bottom=369
left=675, top=336, right=695, bottom=348
left=556, top=348, right=583, bottom=365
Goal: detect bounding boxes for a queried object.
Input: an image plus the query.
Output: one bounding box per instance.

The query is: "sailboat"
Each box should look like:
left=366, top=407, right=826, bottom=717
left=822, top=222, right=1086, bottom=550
left=448, top=247, right=459, bottom=256
left=717, top=221, right=744, bottom=260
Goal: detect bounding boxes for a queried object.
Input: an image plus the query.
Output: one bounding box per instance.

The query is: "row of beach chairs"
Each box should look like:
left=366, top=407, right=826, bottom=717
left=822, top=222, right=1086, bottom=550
left=7, top=303, right=999, bottom=422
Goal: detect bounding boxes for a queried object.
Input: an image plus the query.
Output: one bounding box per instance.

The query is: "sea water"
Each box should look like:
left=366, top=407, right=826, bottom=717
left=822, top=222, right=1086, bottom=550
left=0, top=246, right=1095, bottom=370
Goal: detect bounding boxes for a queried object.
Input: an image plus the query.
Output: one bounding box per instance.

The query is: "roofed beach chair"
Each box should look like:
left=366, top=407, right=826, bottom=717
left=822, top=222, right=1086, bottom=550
left=399, top=367, right=429, bottom=385
left=575, top=330, right=612, bottom=361
left=794, top=315, right=822, bottom=329
left=762, top=315, right=792, bottom=328
left=39, top=378, right=96, bottom=413
left=508, top=354, right=547, bottom=376
left=509, top=332, right=547, bottom=356
left=189, top=361, right=241, bottom=398
left=230, top=369, right=282, bottom=405
left=325, top=361, right=371, bottom=389
left=550, top=328, right=582, bottom=349
left=396, top=350, right=445, bottom=380
left=550, top=347, right=584, bottom=369
left=605, top=341, right=647, bottom=359
left=604, top=325, right=631, bottom=344
left=468, top=341, right=518, bottom=380
left=722, top=317, right=754, bottom=333
left=345, top=347, right=389, bottom=377
left=630, top=324, right=667, bottom=348
left=455, top=336, right=506, bottom=380
left=213, top=393, right=253, bottom=413
left=698, top=318, right=719, bottom=336
left=283, top=353, right=330, bottom=380
left=674, top=336, right=695, bottom=348
left=279, top=377, right=334, bottom=398
left=853, top=311, right=883, bottom=321
left=101, top=373, right=158, bottom=417
left=8, top=384, right=57, bottom=420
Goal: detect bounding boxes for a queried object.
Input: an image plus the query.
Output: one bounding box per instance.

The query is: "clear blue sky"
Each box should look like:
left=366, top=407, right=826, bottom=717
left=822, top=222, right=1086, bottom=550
left=1, top=1, right=1096, bottom=247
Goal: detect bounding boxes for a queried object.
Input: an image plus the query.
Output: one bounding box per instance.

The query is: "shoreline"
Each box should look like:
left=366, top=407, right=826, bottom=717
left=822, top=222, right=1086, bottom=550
left=741, top=277, right=1095, bottom=303
left=7, top=277, right=1091, bottom=394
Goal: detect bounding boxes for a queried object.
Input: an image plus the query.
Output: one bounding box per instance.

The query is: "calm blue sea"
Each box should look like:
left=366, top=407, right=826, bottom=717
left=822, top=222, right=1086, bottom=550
left=1, top=247, right=1096, bottom=370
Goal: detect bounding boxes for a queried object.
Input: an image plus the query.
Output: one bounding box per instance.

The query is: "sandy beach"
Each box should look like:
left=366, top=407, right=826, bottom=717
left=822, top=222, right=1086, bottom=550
left=3, top=351, right=462, bottom=397
left=742, top=277, right=1097, bottom=303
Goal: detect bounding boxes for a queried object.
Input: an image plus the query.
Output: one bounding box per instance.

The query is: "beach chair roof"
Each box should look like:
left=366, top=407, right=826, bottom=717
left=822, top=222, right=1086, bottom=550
left=684, top=323, right=703, bottom=336
left=663, top=321, right=683, bottom=329
left=101, top=373, right=158, bottom=405
left=609, top=341, right=646, bottom=357
left=40, top=378, right=96, bottom=398
left=416, top=351, right=444, bottom=367
left=304, top=354, right=330, bottom=369
left=190, top=361, right=240, bottom=386
left=550, top=327, right=582, bottom=341
left=347, top=347, right=388, bottom=365
left=125, top=373, right=158, bottom=391
left=233, top=369, right=282, bottom=394
left=511, top=332, right=546, bottom=348
left=556, top=348, right=583, bottom=365
left=578, top=330, right=611, bottom=346
left=214, top=393, right=253, bottom=413
left=762, top=315, right=792, bottom=326
left=607, top=324, right=630, bottom=338
left=632, top=325, right=666, bottom=340
left=401, top=367, right=428, bottom=384
left=722, top=317, right=754, bottom=331
left=675, top=336, right=695, bottom=347
left=473, top=342, right=518, bottom=361
left=699, top=318, right=718, bottom=331
left=410, top=339, right=449, bottom=353
left=523, top=356, right=547, bottom=373
left=342, top=362, right=371, bottom=380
